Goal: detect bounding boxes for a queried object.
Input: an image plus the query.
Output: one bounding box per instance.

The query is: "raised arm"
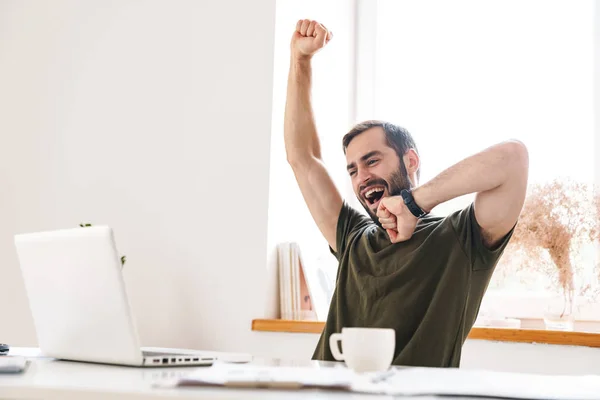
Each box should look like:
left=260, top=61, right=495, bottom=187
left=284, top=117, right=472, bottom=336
left=413, top=140, right=528, bottom=247
left=380, top=140, right=529, bottom=246
left=284, top=20, right=343, bottom=251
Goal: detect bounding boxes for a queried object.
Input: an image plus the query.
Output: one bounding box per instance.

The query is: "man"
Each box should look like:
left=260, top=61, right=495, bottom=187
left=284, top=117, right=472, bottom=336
left=284, top=19, right=529, bottom=367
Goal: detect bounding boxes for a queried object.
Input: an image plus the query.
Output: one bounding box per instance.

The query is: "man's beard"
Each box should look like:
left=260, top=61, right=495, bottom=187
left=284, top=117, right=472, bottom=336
left=360, top=167, right=412, bottom=228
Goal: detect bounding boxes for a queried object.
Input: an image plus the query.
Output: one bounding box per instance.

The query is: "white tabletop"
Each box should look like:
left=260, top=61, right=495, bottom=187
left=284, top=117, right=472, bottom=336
left=0, top=347, right=503, bottom=399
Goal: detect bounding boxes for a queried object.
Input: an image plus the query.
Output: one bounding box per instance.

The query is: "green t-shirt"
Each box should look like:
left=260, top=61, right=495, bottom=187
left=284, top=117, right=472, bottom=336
left=312, top=201, right=514, bottom=367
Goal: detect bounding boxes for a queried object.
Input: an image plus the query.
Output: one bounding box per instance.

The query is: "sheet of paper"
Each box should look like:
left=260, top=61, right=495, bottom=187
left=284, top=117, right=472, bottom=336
left=351, top=367, right=600, bottom=400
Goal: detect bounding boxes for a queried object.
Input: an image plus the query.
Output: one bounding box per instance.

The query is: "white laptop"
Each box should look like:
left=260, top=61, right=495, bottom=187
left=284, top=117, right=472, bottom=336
left=14, top=226, right=217, bottom=367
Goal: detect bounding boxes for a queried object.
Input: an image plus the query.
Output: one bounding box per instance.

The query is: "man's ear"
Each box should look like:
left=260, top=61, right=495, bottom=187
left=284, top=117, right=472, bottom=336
left=403, top=148, right=420, bottom=177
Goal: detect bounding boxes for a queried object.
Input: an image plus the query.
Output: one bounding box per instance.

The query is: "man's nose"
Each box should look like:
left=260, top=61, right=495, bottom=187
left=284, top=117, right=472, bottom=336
left=356, top=167, right=373, bottom=185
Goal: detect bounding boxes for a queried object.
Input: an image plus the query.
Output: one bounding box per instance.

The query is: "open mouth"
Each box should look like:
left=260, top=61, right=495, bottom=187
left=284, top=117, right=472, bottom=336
left=363, top=186, right=385, bottom=207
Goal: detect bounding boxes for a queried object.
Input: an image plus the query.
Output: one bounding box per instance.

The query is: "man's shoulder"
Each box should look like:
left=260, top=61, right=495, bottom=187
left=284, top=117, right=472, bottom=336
left=328, top=201, right=375, bottom=258
left=338, top=201, right=374, bottom=226
left=414, top=211, right=453, bottom=233
left=410, top=206, right=474, bottom=248
left=417, top=204, right=474, bottom=231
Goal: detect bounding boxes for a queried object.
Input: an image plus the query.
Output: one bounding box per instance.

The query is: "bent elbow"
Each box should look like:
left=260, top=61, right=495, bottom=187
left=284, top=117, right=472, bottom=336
left=505, top=139, right=529, bottom=168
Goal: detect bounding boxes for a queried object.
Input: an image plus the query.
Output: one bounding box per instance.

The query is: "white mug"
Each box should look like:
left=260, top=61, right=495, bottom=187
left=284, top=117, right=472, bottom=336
left=329, top=327, right=395, bottom=373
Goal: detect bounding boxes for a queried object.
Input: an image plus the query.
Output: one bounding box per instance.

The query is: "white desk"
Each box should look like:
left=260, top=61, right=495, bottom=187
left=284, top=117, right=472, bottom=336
left=0, top=347, right=513, bottom=399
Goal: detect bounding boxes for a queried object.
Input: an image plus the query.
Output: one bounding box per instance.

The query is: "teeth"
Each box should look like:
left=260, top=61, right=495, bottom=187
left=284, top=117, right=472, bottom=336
left=365, top=187, right=384, bottom=198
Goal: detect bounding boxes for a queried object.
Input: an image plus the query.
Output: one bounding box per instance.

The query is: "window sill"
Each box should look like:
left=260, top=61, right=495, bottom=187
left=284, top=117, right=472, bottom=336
left=251, top=319, right=600, bottom=348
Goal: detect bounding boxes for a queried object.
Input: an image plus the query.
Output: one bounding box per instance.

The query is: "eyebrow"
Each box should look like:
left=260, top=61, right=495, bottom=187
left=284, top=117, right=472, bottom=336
left=346, top=151, right=384, bottom=171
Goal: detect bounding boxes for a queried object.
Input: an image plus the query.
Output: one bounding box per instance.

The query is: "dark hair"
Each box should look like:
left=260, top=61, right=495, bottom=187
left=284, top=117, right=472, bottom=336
left=342, top=120, right=420, bottom=180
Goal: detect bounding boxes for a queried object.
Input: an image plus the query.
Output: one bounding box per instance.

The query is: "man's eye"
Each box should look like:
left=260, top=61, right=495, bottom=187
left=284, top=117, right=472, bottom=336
left=367, top=159, right=379, bottom=166
left=349, top=170, right=356, bottom=176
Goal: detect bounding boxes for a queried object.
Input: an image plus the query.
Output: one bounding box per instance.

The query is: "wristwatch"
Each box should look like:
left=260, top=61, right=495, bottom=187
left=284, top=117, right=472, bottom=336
left=400, top=189, right=428, bottom=218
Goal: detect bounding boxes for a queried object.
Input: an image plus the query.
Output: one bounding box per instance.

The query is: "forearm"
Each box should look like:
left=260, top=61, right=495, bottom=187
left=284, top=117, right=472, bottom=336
left=284, top=56, right=322, bottom=165
left=413, top=141, right=528, bottom=212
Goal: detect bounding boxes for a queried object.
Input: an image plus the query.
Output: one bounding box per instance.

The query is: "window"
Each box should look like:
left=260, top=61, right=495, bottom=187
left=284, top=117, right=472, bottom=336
left=269, top=0, right=599, bottom=329
left=267, top=0, right=358, bottom=320
left=356, top=0, right=599, bottom=328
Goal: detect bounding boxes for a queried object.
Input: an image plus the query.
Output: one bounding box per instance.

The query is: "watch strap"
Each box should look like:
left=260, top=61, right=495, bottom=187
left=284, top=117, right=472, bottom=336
left=400, top=189, right=428, bottom=218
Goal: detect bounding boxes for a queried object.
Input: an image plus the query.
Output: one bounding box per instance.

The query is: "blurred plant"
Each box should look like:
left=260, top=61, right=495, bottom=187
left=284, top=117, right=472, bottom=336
left=503, top=179, right=600, bottom=316
left=79, top=223, right=126, bottom=267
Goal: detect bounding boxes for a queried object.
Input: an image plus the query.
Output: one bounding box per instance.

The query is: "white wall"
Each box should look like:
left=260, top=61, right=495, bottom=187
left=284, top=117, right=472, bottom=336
left=0, top=0, right=277, bottom=354
left=461, top=340, right=600, bottom=375
left=251, top=331, right=600, bottom=375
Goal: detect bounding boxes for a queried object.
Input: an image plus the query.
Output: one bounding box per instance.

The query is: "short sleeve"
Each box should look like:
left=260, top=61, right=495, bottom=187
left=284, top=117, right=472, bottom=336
left=448, top=202, right=515, bottom=271
left=329, top=201, right=373, bottom=260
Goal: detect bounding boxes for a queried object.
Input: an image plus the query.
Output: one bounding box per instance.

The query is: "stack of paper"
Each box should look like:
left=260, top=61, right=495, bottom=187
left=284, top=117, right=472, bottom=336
left=179, top=363, right=353, bottom=390
left=277, top=242, right=316, bottom=320
left=177, top=363, right=600, bottom=400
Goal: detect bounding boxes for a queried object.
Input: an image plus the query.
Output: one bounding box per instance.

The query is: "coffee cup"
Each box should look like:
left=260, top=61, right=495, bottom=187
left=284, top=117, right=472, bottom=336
left=329, top=327, right=395, bottom=373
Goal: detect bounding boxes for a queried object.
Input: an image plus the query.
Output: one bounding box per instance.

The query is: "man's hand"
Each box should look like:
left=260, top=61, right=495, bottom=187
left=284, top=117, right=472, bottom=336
left=377, top=196, right=418, bottom=243
left=376, top=201, right=397, bottom=240
left=291, top=19, right=333, bottom=60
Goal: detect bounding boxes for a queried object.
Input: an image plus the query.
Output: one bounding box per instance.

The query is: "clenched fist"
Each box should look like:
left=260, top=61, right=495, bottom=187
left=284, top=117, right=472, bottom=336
left=377, top=196, right=418, bottom=243
left=291, top=19, right=333, bottom=59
